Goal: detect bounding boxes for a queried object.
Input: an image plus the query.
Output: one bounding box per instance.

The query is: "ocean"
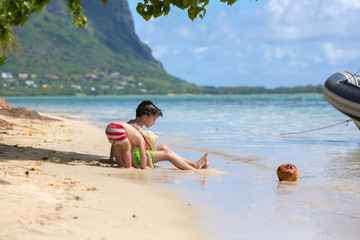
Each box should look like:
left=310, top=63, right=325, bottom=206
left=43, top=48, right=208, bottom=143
left=5, top=94, right=360, bottom=239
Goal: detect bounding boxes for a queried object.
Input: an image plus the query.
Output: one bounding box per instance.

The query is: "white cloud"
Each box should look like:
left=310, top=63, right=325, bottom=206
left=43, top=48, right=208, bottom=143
left=193, top=46, right=208, bottom=54
left=337, top=0, right=360, bottom=9
left=266, top=0, right=290, bottom=15
left=262, top=45, right=298, bottom=67
left=152, top=45, right=168, bottom=58
left=322, top=43, right=344, bottom=66
left=176, top=26, right=193, bottom=39
left=264, top=0, right=360, bottom=40
left=128, top=0, right=360, bottom=87
left=321, top=42, right=359, bottom=66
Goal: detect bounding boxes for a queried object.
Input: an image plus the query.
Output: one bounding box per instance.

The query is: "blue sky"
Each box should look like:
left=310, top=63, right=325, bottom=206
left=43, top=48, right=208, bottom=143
left=128, top=0, right=360, bottom=88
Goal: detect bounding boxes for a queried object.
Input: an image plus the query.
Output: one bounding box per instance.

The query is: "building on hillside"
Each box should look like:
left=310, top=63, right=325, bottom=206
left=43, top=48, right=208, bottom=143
left=18, top=73, right=28, bottom=79
left=85, top=74, right=98, bottom=80
left=45, top=74, right=59, bottom=80
left=25, top=80, right=38, bottom=88
left=1, top=73, right=13, bottom=79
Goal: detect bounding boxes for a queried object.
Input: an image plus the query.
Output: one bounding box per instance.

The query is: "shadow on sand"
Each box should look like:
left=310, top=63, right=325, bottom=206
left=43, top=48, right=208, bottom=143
left=0, top=143, right=117, bottom=168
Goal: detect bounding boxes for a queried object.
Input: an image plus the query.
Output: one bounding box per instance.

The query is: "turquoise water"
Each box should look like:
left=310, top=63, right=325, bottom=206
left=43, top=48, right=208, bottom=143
left=6, top=94, right=360, bottom=239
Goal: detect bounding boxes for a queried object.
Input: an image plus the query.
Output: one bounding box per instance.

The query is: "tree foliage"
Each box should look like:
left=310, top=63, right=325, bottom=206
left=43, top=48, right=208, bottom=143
left=0, top=0, right=102, bottom=66
left=1, top=0, right=257, bottom=66
left=136, top=0, right=255, bottom=21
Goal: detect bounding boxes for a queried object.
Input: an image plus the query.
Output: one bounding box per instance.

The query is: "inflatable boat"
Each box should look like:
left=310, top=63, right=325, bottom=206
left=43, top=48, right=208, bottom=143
left=323, top=71, right=360, bottom=130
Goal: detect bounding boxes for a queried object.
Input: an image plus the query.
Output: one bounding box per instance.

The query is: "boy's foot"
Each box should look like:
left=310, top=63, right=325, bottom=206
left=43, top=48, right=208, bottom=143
left=195, top=153, right=208, bottom=169
left=202, top=156, right=210, bottom=169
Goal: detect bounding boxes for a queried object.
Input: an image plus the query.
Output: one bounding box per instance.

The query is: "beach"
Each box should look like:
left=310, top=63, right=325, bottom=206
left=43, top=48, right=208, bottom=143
left=3, top=95, right=360, bottom=240
left=0, top=107, right=205, bottom=240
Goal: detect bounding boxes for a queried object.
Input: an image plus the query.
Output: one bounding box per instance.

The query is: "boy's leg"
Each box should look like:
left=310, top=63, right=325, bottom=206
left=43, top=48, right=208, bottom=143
left=152, top=150, right=196, bottom=170
left=155, top=144, right=194, bottom=165
left=111, top=144, right=125, bottom=167
left=112, top=141, right=132, bottom=168
left=155, top=144, right=208, bottom=169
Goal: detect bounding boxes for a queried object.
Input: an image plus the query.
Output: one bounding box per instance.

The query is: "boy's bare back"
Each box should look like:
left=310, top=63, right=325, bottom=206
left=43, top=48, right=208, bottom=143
left=113, top=122, right=144, bottom=149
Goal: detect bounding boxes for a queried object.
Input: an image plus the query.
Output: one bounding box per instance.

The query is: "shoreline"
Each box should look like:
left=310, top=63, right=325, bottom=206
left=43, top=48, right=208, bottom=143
left=0, top=109, right=205, bottom=240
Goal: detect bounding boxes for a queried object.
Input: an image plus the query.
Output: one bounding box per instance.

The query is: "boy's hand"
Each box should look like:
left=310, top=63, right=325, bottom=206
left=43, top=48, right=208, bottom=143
left=146, top=151, right=154, bottom=169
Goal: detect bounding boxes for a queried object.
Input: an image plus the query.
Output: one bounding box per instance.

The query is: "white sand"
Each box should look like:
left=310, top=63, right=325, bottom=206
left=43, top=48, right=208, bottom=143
left=0, top=111, right=205, bottom=240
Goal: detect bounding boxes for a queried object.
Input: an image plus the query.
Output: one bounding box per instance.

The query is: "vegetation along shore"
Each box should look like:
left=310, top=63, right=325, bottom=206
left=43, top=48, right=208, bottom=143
left=0, top=72, right=322, bottom=96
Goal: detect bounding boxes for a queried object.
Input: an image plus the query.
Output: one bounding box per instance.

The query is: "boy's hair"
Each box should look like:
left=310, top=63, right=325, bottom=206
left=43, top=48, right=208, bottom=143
left=136, top=101, right=163, bottom=117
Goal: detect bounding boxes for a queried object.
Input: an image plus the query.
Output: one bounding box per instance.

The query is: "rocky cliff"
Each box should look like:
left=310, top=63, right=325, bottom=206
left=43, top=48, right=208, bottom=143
left=1, top=0, right=166, bottom=78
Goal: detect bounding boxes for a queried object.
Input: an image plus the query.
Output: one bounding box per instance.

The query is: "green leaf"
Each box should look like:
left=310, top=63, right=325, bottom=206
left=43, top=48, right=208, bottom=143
left=163, top=5, right=170, bottom=15
left=143, top=13, right=152, bottom=21
left=0, top=55, right=6, bottom=66
left=136, top=4, right=146, bottom=16
left=187, top=7, right=196, bottom=20
left=102, top=0, right=109, bottom=6
left=147, top=5, right=154, bottom=16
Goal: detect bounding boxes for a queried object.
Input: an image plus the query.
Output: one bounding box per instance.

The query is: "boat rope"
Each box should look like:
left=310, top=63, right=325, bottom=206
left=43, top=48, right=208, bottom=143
left=280, top=119, right=352, bottom=136
left=355, top=67, right=360, bottom=75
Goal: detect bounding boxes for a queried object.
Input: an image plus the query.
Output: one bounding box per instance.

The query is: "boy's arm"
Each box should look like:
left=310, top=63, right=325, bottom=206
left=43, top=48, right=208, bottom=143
left=137, top=137, right=149, bottom=169
left=109, top=145, right=114, bottom=161
left=146, top=151, right=154, bottom=169
left=131, top=152, right=141, bottom=168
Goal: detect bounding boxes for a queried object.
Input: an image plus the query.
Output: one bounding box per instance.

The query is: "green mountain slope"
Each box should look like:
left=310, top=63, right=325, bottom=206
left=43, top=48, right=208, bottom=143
left=0, top=0, right=199, bottom=95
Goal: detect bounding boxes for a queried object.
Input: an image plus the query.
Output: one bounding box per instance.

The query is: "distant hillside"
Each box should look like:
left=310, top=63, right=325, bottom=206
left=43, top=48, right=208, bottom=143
left=0, top=0, right=324, bottom=96
left=0, top=0, right=200, bottom=95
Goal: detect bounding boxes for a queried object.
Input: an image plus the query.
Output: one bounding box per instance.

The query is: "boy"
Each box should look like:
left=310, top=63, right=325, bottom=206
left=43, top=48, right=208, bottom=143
left=128, top=101, right=210, bottom=170
left=108, top=101, right=161, bottom=168
left=105, top=122, right=152, bottom=169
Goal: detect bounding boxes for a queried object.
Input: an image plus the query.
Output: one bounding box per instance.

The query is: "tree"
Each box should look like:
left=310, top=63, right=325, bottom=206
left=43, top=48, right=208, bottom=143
left=136, top=0, right=240, bottom=21
left=0, top=0, right=254, bottom=66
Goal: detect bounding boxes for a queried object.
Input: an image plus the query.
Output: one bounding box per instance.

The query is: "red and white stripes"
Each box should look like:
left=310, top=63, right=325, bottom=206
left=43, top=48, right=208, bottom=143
left=105, top=123, right=128, bottom=144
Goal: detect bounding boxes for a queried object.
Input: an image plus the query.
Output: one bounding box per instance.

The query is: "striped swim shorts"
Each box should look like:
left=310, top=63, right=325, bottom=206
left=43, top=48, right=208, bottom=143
left=105, top=123, right=128, bottom=144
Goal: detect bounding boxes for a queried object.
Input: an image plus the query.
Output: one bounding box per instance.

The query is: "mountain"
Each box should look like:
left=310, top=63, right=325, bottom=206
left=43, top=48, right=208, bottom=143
left=0, top=0, right=200, bottom=95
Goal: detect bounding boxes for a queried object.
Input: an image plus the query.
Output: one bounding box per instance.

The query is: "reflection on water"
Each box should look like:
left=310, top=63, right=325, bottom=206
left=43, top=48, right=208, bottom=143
left=273, top=172, right=360, bottom=239
left=276, top=181, right=298, bottom=194
left=328, top=144, right=360, bottom=179
left=141, top=142, right=360, bottom=240
left=112, top=165, right=219, bottom=191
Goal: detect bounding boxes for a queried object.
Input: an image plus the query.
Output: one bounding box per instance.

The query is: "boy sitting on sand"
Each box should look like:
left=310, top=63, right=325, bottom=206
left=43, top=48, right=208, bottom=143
left=105, top=122, right=153, bottom=169
left=110, top=101, right=209, bottom=170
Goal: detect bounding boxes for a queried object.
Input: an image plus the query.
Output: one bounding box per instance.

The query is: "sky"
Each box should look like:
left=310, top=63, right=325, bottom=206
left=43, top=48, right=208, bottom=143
left=127, top=0, right=360, bottom=88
